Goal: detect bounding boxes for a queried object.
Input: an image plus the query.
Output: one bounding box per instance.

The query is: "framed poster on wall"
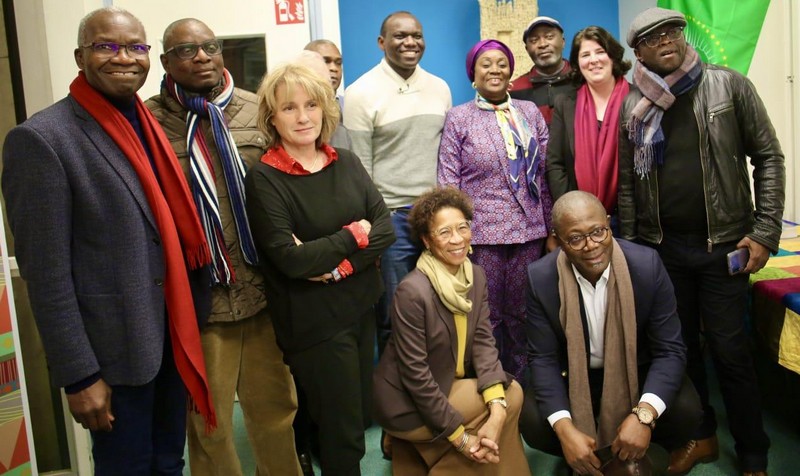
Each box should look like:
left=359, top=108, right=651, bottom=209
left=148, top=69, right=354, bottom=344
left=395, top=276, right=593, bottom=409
left=0, top=205, right=36, bottom=475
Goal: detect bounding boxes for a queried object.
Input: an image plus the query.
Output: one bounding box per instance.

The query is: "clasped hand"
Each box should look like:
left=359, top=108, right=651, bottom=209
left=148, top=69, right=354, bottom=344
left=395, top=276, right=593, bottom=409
left=455, top=407, right=506, bottom=464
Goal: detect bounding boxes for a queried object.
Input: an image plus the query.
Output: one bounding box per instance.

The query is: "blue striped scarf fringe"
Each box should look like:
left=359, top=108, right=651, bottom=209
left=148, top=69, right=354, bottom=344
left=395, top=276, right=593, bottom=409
left=165, top=69, right=259, bottom=284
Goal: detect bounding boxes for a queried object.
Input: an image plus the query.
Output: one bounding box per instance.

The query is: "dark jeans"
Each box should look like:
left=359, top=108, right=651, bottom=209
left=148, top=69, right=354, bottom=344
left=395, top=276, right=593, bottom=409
left=655, top=234, right=770, bottom=471
left=520, top=370, right=702, bottom=456
left=91, top=337, right=187, bottom=475
left=286, top=309, right=375, bottom=476
left=376, top=207, right=421, bottom=356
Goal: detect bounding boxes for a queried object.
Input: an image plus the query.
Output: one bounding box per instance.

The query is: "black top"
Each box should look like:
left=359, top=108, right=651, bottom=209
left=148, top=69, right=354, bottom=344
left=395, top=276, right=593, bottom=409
left=657, top=88, right=707, bottom=235
left=245, top=147, right=395, bottom=353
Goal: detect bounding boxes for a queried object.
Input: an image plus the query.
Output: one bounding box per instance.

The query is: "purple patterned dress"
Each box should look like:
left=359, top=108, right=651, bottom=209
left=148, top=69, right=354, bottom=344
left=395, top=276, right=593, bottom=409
left=438, top=98, right=552, bottom=379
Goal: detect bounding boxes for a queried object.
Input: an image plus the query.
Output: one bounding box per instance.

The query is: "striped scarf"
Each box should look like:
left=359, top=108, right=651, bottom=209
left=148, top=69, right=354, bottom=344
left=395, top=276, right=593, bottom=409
left=165, top=69, right=259, bottom=284
left=628, top=44, right=702, bottom=178
left=475, top=93, right=542, bottom=200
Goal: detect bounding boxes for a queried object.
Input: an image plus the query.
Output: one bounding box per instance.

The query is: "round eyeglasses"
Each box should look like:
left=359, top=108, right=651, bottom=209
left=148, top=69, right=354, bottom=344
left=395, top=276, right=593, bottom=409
left=164, top=40, right=223, bottom=60
left=559, top=226, right=609, bottom=250
left=637, top=26, right=684, bottom=48
left=432, top=221, right=472, bottom=242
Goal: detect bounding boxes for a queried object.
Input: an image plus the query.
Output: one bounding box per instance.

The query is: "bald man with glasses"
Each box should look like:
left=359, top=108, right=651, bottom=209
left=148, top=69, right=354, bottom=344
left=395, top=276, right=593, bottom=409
left=146, top=17, right=302, bottom=476
left=521, top=191, right=701, bottom=476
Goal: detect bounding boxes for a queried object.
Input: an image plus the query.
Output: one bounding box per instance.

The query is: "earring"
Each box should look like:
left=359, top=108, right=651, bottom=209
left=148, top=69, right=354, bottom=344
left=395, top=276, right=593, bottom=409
left=471, top=82, right=477, bottom=90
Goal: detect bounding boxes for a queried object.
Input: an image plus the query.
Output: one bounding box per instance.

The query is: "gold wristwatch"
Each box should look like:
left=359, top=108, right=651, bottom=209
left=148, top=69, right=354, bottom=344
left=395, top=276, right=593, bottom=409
left=631, top=405, right=656, bottom=430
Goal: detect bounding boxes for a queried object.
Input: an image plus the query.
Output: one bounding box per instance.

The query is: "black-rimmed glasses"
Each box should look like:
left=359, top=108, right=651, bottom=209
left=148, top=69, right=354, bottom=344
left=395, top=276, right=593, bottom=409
left=637, top=27, right=684, bottom=48
left=164, top=40, right=223, bottom=60
left=559, top=226, right=609, bottom=250
left=81, top=42, right=151, bottom=58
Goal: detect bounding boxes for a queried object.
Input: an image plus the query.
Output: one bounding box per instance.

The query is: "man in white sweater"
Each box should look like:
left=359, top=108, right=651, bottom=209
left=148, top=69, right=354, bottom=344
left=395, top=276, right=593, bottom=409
left=344, top=10, right=451, bottom=356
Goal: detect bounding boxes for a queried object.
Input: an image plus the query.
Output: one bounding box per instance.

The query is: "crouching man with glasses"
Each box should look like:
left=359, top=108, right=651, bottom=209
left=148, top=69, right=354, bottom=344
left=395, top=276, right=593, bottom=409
left=145, top=18, right=302, bottom=476
left=520, top=191, right=701, bottom=476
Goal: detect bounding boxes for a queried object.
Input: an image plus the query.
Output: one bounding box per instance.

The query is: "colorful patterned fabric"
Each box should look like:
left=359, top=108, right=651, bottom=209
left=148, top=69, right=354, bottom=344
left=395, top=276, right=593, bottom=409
left=751, top=222, right=800, bottom=375
left=438, top=99, right=552, bottom=246
left=470, top=241, right=546, bottom=380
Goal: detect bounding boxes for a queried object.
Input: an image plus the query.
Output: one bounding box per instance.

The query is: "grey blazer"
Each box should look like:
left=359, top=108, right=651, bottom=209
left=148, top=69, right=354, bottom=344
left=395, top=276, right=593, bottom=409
left=2, top=96, right=205, bottom=388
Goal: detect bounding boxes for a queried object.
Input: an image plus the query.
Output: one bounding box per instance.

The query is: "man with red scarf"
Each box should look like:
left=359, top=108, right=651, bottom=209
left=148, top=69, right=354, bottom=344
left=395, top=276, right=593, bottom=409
left=2, top=7, right=215, bottom=475
left=146, top=18, right=301, bottom=476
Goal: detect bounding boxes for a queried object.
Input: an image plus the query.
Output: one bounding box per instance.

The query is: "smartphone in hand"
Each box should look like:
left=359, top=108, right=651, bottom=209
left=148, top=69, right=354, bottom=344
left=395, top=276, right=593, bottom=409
left=727, top=248, right=750, bottom=275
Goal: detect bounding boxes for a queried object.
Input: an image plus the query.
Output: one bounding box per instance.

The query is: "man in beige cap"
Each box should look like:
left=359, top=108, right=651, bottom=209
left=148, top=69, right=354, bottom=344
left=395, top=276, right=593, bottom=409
left=618, top=7, right=783, bottom=476
left=509, top=15, right=575, bottom=125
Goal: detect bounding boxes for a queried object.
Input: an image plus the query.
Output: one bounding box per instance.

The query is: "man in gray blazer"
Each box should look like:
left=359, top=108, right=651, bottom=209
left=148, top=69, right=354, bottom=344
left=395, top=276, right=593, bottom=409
left=2, top=7, right=213, bottom=475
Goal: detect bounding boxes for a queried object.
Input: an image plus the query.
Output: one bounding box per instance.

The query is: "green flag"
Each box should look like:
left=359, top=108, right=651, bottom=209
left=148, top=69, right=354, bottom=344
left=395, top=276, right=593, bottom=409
left=657, top=0, right=770, bottom=74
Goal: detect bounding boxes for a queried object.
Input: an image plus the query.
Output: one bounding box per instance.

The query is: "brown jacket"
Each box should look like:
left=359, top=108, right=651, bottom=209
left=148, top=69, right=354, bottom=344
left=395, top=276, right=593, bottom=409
left=146, top=87, right=268, bottom=323
left=373, top=265, right=511, bottom=441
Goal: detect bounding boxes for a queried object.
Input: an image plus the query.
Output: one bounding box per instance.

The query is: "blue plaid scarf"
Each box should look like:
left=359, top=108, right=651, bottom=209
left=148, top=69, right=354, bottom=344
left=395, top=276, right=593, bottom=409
left=475, top=93, right=543, bottom=201
left=629, top=44, right=702, bottom=178
left=165, top=69, right=259, bottom=284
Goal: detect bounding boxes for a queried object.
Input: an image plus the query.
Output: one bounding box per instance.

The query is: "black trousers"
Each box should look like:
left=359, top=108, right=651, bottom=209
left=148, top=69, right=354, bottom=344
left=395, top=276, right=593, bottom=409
left=520, top=370, right=702, bottom=456
left=285, top=308, right=375, bottom=476
left=656, top=234, right=770, bottom=471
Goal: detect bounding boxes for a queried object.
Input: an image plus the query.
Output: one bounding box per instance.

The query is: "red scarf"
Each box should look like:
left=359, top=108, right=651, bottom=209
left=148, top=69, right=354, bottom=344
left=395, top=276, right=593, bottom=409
left=69, top=72, right=216, bottom=430
left=573, top=78, right=630, bottom=212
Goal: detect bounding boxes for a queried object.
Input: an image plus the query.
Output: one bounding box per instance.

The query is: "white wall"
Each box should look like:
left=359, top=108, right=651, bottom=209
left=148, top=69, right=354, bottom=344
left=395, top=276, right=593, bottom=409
left=13, top=0, right=342, bottom=114
left=748, top=0, right=797, bottom=222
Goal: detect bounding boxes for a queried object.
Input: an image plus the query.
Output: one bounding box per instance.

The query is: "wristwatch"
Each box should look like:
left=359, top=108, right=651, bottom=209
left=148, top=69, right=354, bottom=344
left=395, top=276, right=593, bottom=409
left=487, top=398, right=508, bottom=409
left=631, top=405, right=656, bottom=430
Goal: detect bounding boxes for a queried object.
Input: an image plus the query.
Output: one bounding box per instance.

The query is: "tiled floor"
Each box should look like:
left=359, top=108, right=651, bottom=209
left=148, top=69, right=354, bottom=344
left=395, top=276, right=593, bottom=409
left=184, top=350, right=800, bottom=475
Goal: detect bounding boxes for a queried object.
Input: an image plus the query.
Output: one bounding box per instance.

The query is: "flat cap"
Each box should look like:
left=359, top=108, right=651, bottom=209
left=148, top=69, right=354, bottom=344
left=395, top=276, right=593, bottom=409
left=627, top=7, right=687, bottom=47
left=522, top=16, right=563, bottom=43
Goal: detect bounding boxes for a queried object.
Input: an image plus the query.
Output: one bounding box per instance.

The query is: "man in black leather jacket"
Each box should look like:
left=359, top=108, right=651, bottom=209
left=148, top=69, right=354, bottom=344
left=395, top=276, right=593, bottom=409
left=618, top=7, right=784, bottom=476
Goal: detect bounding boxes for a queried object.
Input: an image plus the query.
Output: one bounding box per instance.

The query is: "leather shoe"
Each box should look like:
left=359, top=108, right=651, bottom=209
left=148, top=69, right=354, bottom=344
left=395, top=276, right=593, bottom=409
left=298, top=452, right=315, bottom=476
left=667, top=436, right=719, bottom=475
left=742, top=472, right=768, bottom=476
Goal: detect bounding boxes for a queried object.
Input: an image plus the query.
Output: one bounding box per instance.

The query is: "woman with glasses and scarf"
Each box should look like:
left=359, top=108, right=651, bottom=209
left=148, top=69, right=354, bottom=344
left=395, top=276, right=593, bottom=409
left=438, top=39, right=552, bottom=381
left=373, top=187, right=530, bottom=475
left=546, top=26, right=631, bottom=234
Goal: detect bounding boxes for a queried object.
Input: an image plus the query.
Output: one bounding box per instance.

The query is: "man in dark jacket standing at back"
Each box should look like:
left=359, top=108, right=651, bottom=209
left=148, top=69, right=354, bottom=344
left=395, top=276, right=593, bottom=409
left=618, top=8, right=784, bottom=476
left=509, top=16, right=575, bottom=125
left=146, top=18, right=301, bottom=476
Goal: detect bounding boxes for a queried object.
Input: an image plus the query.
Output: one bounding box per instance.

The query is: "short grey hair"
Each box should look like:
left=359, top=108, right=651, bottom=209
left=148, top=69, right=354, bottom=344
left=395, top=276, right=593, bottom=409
left=162, top=18, right=211, bottom=49
left=77, top=7, right=144, bottom=46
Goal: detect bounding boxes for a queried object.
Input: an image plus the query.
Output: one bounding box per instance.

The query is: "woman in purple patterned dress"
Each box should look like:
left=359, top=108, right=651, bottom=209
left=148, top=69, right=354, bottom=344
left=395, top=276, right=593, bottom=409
left=438, top=39, right=553, bottom=380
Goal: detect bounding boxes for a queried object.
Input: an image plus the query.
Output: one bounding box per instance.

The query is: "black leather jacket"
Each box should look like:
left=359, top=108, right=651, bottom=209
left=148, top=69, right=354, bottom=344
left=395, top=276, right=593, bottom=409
left=618, top=63, right=785, bottom=252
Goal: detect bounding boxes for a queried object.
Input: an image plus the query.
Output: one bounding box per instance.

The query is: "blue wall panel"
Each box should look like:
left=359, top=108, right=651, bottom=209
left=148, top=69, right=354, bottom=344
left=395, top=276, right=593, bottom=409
left=339, top=1, right=622, bottom=107
left=339, top=1, right=480, bottom=105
